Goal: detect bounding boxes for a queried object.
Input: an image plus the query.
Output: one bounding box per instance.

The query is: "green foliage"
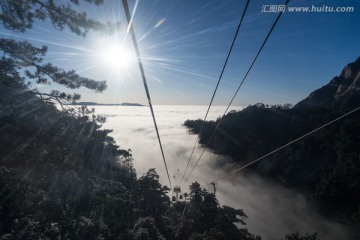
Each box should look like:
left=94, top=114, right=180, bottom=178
left=0, top=0, right=115, bottom=112
left=0, top=78, right=138, bottom=239
left=189, top=181, right=203, bottom=208
left=0, top=38, right=107, bottom=108
left=282, top=232, right=320, bottom=240
left=201, top=193, right=218, bottom=223
left=131, top=217, right=166, bottom=240
left=133, top=169, right=173, bottom=239
left=172, top=185, right=260, bottom=240
left=136, top=169, right=170, bottom=218
left=0, top=0, right=115, bottom=35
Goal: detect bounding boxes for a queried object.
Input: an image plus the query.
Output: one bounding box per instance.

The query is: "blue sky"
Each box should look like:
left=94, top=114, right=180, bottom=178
left=2, top=0, right=359, bottom=105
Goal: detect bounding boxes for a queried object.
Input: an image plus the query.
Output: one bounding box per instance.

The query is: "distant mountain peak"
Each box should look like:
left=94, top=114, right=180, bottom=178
left=120, top=102, right=145, bottom=106
left=295, top=57, right=360, bottom=110
left=73, top=102, right=145, bottom=106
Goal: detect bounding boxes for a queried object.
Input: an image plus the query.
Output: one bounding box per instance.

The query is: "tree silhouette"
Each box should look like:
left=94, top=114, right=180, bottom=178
left=135, top=169, right=173, bottom=238
left=0, top=0, right=114, bottom=35
left=282, top=232, right=320, bottom=240
left=0, top=0, right=116, bottom=113
left=189, top=181, right=203, bottom=208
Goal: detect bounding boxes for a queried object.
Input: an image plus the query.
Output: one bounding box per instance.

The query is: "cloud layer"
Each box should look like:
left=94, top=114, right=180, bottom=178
left=96, top=105, right=351, bottom=240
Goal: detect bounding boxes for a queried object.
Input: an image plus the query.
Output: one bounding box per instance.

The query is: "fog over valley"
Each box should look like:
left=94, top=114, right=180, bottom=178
left=96, top=105, right=351, bottom=240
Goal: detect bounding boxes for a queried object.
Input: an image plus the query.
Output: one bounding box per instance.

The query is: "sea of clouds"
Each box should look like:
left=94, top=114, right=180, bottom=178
left=95, top=105, right=351, bottom=240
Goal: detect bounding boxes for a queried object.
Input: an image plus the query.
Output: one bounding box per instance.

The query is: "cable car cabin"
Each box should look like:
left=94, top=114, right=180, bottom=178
left=201, top=194, right=218, bottom=220
left=172, top=196, right=176, bottom=202
left=179, top=195, right=183, bottom=200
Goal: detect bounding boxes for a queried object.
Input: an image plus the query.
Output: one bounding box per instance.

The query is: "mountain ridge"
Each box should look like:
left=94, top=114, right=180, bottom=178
left=183, top=57, right=360, bottom=231
left=295, top=57, right=360, bottom=110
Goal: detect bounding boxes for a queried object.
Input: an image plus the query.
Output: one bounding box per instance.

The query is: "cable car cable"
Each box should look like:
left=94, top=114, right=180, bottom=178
left=122, top=0, right=172, bottom=188
left=183, top=0, right=290, bottom=185
left=179, top=0, right=251, bottom=186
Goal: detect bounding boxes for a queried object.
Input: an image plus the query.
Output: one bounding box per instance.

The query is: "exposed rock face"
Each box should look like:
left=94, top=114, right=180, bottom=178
left=295, top=57, right=360, bottom=110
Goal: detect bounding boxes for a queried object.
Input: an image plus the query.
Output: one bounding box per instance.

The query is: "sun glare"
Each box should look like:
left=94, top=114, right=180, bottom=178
left=98, top=43, right=136, bottom=71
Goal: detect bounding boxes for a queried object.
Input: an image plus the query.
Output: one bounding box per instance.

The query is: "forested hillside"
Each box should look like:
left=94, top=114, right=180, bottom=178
left=184, top=57, right=360, bottom=230
left=0, top=76, right=264, bottom=239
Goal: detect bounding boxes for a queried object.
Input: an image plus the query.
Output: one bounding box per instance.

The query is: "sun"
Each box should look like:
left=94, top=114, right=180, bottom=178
left=98, top=43, right=136, bottom=71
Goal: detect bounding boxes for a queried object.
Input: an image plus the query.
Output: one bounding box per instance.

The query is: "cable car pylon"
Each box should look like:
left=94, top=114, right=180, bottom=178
left=210, top=182, right=217, bottom=195
left=173, top=186, right=181, bottom=202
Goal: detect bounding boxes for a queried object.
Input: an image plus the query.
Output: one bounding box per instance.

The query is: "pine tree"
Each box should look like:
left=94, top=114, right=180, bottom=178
left=0, top=0, right=117, bottom=113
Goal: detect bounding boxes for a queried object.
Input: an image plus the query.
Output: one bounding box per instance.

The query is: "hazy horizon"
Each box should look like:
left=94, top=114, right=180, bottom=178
left=2, top=0, right=358, bottom=105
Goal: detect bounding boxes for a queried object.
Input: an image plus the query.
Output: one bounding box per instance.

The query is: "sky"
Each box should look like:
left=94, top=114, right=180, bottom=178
left=1, top=0, right=360, bottom=105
